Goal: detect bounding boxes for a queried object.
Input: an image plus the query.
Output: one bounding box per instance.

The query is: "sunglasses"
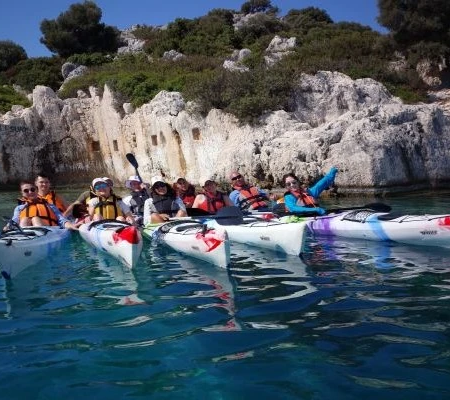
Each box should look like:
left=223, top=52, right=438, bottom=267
left=231, top=174, right=242, bottom=181
left=153, top=182, right=166, bottom=189
left=22, top=187, right=36, bottom=193
left=94, top=183, right=109, bottom=190
left=285, top=181, right=299, bottom=187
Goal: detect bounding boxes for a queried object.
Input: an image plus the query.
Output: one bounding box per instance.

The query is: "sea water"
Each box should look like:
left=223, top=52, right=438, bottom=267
left=0, top=189, right=450, bottom=399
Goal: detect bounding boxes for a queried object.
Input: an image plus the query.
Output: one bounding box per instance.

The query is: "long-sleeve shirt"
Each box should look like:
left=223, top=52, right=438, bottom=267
left=284, top=167, right=337, bottom=213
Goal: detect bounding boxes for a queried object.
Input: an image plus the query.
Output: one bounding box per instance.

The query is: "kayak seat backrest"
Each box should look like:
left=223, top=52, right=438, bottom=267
left=175, top=223, right=203, bottom=232
left=342, top=209, right=376, bottom=222
left=376, top=212, right=405, bottom=221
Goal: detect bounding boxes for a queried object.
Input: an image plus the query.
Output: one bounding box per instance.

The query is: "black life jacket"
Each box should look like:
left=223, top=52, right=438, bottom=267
left=129, top=189, right=150, bottom=215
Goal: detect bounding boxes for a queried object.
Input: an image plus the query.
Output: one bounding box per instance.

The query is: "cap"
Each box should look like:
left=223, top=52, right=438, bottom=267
left=102, top=177, right=113, bottom=187
left=92, top=177, right=108, bottom=188
left=151, top=175, right=166, bottom=186
left=200, top=177, right=215, bottom=187
left=125, top=175, right=141, bottom=189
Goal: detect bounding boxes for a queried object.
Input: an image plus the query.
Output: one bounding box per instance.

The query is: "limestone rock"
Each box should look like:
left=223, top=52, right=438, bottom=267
left=1, top=71, right=450, bottom=195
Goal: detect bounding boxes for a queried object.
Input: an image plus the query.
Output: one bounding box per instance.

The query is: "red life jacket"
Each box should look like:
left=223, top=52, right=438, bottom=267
left=197, top=191, right=226, bottom=213
left=178, top=184, right=196, bottom=207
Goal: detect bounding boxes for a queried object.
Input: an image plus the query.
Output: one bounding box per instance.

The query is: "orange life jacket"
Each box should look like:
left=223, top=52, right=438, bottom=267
left=19, top=197, right=59, bottom=226
left=285, top=189, right=318, bottom=208
left=40, top=190, right=67, bottom=212
left=197, top=191, right=226, bottom=213
left=233, top=185, right=269, bottom=210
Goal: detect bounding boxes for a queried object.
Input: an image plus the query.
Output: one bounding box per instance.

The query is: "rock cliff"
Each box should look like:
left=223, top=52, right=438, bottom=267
left=1, top=71, right=449, bottom=194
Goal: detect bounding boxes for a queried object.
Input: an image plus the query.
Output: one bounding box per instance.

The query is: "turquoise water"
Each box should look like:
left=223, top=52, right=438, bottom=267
left=1, top=190, right=450, bottom=399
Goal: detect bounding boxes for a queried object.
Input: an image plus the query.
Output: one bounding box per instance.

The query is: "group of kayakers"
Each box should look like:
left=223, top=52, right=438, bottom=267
left=3, top=167, right=338, bottom=230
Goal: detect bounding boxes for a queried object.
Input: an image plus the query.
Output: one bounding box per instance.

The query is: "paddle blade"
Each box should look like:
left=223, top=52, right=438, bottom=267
left=126, top=153, right=138, bottom=168
left=214, top=206, right=244, bottom=226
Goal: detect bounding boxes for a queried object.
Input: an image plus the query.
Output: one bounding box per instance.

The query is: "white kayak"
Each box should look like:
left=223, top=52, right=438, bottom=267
left=142, top=220, right=230, bottom=268
left=307, top=209, right=450, bottom=248
left=206, top=216, right=307, bottom=256
left=79, top=220, right=143, bottom=268
left=0, top=226, right=70, bottom=279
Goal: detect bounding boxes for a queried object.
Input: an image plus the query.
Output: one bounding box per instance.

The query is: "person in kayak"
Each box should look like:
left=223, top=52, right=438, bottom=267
left=122, top=175, right=151, bottom=225
left=282, top=167, right=338, bottom=215
left=192, top=177, right=233, bottom=213
left=143, top=176, right=187, bottom=224
left=87, top=177, right=135, bottom=224
left=65, top=176, right=114, bottom=221
left=5, top=181, right=80, bottom=230
left=174, top=177, right=196, bottom=208
left=35, top=172, right=69, bottom=214
left=229, top=171, right=270, bottom=211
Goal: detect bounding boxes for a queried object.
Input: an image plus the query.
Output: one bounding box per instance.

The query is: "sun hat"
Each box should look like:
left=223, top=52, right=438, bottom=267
left=125, top=175, right=141, bottom=189
left=92, top=177, right=109, bottom=188
left=102, top=177, right=114, bottom=187
left=151, top=175, right=166, bottom=187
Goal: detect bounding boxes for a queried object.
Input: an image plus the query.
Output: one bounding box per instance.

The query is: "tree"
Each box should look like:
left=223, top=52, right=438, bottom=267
left=378, top=0, right=450, bottom=48
left=284, top=7, right=333, bottom=33
left=241, top=0, right=279, bottom=15
left=40, top=0, right=121, bottom=57
left=0, top=41, right=27, bottom=71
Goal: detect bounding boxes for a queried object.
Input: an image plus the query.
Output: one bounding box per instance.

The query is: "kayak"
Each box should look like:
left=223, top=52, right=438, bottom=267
left=142, top=220, right=230, bottom=268
left=206, top=216, right=307, bottom=256
left=79, top=220, right=143, bottom=268
left=307, top=209, right=450, bottom=249
left=0, top=226, right=70, bottom=279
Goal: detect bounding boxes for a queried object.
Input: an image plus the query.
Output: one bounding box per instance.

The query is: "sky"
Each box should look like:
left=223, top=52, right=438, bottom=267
left=1, top=0, right=386, bottom=58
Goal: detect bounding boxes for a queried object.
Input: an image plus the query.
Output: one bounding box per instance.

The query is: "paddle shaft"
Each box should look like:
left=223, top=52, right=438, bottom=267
left=126, top=153, right=143, bottom=183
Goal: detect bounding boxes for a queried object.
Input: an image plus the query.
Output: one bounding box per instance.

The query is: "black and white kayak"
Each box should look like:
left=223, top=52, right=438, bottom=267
left=79, top=220, right=143, bottom=269
left=0, top=226, right=70, bottom=279
left=142, top=220, right=231, bottom=268
left=307, top=209, right=450, bottom=249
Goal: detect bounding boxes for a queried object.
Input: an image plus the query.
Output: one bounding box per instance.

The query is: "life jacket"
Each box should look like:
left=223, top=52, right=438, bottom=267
left=151, top=193, right=179, bottom=217
left=18, top=197, right=59, bottom=226
left=92, top=194, right=123, bottom=219
left=129, top=189, right=150, bottom=215
left=284, top=189, right=318, bottom=208
left=178, top=184, right=196, bottom=207
left=197, top=191, right=226, bottom=213
left=233, top=184, right=269, bottom=211
left=40, top=190, right=66, bottom=213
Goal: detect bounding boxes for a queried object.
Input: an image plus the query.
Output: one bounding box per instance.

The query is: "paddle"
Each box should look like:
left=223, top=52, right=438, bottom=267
left=125, top=153, right=143, bottom=183
left=273, top=202, right=392, bottom=217
left=172, top=206, right=244, bottom=225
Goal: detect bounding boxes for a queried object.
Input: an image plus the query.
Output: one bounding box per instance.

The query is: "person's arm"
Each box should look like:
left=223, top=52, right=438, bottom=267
left=223, top=194, right=233, bottom=207
left=49, top=203, right=80, bottom=230
left=175, top=198, right=187, bottom=217
left=308, top=167, right=338, bottom=198
left=284, top=194, right=325, bottom=215
left=228, top=190, right=239, bottom=206
left=143, top=198, right=157, bottom=225
left=192, top=194, right=203, bottom=209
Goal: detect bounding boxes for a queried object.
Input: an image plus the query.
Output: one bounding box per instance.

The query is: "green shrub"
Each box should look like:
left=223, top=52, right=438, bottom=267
left=0, top=85, right=31, bottom=113
left=4, top=57, right=64, bottom=92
